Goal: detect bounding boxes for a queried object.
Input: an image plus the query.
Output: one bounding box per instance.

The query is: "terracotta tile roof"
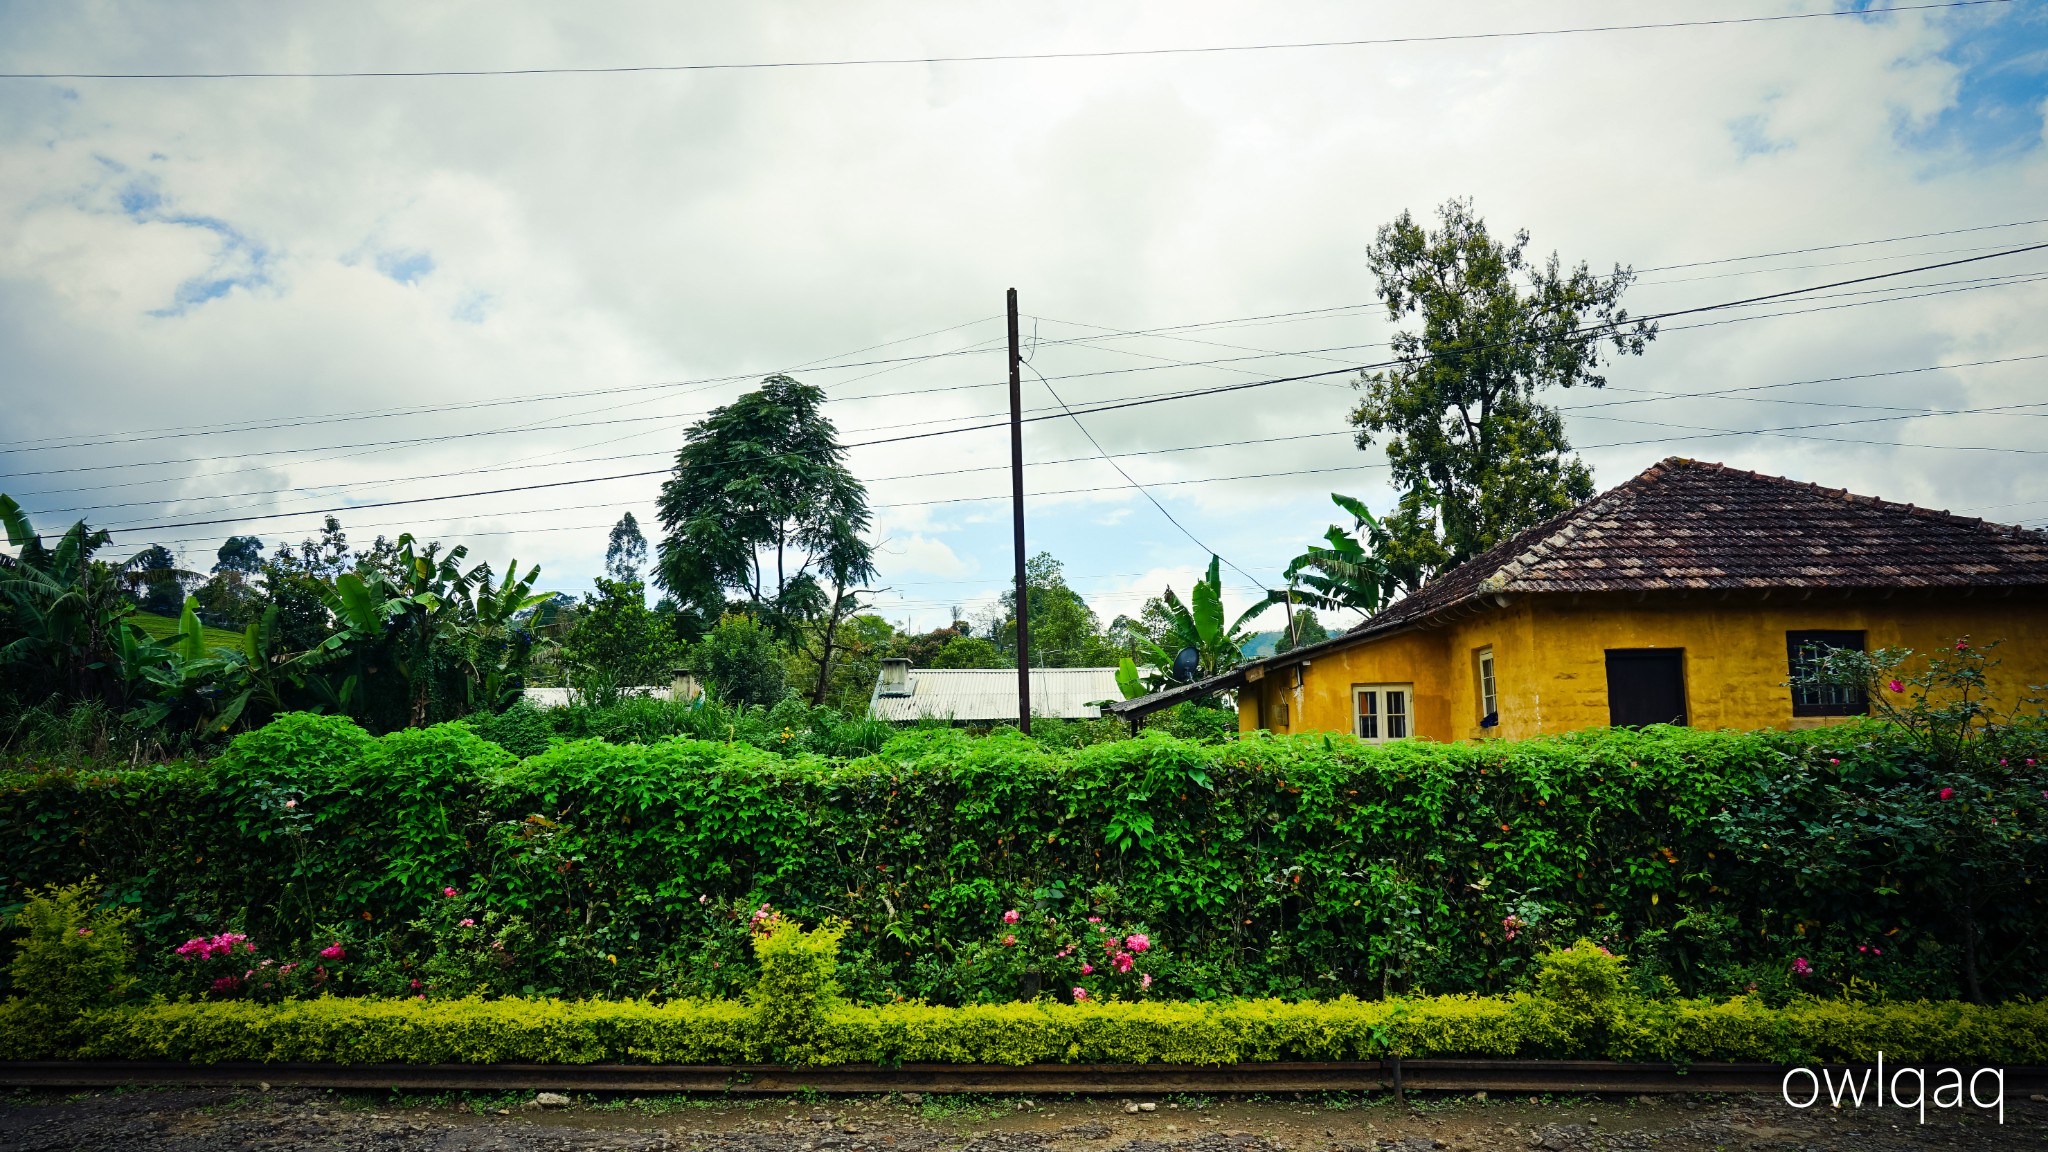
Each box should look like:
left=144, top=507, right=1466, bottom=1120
left=1107, top=457, right=2048, bottom=718
left=1359, top=457, right=2048, bottom=637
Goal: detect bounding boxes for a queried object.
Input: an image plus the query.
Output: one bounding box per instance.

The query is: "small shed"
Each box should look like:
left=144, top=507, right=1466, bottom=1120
left=868, top=659, right=1122, bottom=723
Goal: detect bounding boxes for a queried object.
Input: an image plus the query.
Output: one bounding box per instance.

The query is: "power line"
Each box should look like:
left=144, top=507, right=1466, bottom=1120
left=18, top=217, right=2046, bottom=462
left=1, top=3, right=2003, bottom=80
left=1560, top=352, right=2048, bottom=415
left=1635, top=214, right=2048, bottom=274
left=67, top=240, right=2048, bottom=535
left=1023, top=355, right=1271, bottom=588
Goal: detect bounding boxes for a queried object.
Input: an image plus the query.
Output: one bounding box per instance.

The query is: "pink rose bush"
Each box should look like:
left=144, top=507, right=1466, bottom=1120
left=176, top=931, right=338, bottom=1001
left=981, top=904, right=1163, bottom=1003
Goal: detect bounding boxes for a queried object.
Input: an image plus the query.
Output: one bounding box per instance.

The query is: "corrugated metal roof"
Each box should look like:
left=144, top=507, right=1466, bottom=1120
left=522, top=686, right=675, bottom=708
left=869, top=667, right=1123, bottom=722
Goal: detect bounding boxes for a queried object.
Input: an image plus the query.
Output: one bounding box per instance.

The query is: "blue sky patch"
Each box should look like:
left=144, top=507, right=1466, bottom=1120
left=1912, top=3, right=2048, bottom=160
left=104, top=175, right=275, bottom=317
left=452, top=290, right=493, bottom=324
left=375, top=249, right=435, bottom=285
left=1729, top=111, right=1793, bottom=158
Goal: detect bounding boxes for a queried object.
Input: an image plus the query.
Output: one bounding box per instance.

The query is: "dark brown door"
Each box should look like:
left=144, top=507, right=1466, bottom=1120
left=1605, top=648, right=1687, bottom=727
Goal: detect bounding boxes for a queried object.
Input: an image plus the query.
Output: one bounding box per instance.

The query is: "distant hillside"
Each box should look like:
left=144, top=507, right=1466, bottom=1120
left=1240, top=631, right=1285, bottom=659
left=129, top=612, right=245, bottom=651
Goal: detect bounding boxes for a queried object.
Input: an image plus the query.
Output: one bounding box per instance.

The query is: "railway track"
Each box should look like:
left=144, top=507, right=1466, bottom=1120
left=6, top=1059, right=2044, bottom=1096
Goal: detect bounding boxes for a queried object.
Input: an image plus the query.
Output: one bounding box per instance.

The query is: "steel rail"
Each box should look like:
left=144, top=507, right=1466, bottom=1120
left=4, top=1059, right=2044, bottom=1095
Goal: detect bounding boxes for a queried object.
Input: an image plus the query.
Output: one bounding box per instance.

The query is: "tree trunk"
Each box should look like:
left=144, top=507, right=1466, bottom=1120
left=810, top=588, right=853, bottom=706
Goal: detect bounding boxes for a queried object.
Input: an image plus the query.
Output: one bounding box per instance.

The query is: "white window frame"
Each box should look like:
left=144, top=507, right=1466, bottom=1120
left=1477, top=647, right=1497, bottom=721
left=1353, top=683, right=1414, bottom=743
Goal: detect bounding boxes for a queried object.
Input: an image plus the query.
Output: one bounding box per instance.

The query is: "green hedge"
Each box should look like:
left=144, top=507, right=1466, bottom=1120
left=2, top=713, right=2043, bottom=1003
left=5, top=994, right=2043, bottom=1067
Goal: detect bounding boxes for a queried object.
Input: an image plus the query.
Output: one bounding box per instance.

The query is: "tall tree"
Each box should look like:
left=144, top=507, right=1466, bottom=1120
left=214, top=536, right=265, bottom=574
left=996, top=552, right=1117, bottom=668
left=655, top=375, right=877, bottom=640
left=604, top=512, right=648, bottom=583
left=1352, top=198, right=1656, bottom=589
left=195, top=534, right=267, bottom=626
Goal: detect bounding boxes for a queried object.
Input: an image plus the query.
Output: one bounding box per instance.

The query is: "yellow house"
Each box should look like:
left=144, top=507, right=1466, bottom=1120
left=1110, top=458, right=2048, bottom=741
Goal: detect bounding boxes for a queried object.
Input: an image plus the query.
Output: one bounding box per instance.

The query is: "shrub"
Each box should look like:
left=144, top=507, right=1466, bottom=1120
left=3, top=992, right=2043, bottom=1067
left=746, top=912, right=848, bottom=1064
left=467, top=700, right=554, bottom=758
left=3, top=719, right=2042, bottom=1004
left=5, top=880, right=138, bottom=1011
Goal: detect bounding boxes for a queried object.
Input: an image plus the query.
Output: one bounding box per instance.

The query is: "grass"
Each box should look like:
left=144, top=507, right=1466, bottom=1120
left=129, top=612, right=246, bottom=651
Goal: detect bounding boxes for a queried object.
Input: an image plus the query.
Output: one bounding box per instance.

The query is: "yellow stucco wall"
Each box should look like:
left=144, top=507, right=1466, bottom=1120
left=1238, top=591, right=2048, bottom=740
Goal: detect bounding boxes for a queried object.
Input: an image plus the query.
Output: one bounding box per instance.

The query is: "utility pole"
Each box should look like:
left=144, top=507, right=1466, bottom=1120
left=1007, top=287, right=1032, bottom=735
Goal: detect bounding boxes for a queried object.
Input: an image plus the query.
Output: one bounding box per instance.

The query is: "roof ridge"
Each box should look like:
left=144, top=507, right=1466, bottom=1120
left=1662, top=456, right=2037, bottom=537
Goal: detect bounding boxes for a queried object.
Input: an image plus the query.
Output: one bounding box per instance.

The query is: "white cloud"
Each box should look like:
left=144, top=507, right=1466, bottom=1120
left=1, top=0, right=2044, bottom=606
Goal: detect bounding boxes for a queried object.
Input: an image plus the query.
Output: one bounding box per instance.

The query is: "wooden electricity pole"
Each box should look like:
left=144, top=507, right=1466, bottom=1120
left=1007, top=288, right=1032, bottom=735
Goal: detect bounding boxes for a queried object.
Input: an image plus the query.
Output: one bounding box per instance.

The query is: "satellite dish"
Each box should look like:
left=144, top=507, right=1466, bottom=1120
left=1172, top=647, right=1202, bottom=683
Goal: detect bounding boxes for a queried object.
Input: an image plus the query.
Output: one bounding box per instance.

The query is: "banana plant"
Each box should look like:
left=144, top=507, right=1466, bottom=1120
left=118, top=596, right=245, bottom=733
left=459, top=558, right=553, bottom=713
left=1235, top=493, right=1394, bottom=634
left=0, top=494, right=151, bottom=702
left=1123, top=556, right=1250, bottom=696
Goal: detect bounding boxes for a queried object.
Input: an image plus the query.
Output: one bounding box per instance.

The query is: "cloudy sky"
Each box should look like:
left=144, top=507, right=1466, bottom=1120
left=2, top=0, right=2045, bottom=634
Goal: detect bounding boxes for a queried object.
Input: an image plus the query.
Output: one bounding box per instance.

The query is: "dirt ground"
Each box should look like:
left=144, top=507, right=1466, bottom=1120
left=1, top=1084, right=2041, bottom=1152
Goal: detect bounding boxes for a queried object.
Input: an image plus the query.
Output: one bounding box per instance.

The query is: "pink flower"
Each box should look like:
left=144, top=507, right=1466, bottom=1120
left=1124, top=934, right=1150, bottom=953
left=1828, top=758, right=1839, bottom=766
left=319, top=943, right=346, bottom=961
left=245, top=942, right=255, bottom=953
left=1086, top=916, right=1101, bottom=924
left=458, top=918, right=475, bottom=928
left=442, top=887, right=459, bottom=898
left=1858, top=945, right=1868, bottom=953
left=1002, top=910, right=1020, bottom=925
left=284, top=799, right=297, bottom=809
left=77, top=928, right=92, bottom=937
left=1140, top=973, right=1152, bottom=990
left=1113, top=952, right=1134, bottom=974
left=1940, top=787, right=1955, bottom=800
left=698, top=894, right=709, bottom=904
left=211, top=975, right=240, bottom=993
left=1887, top=679, right=1904, bottom=694
left=280, top=964, right=296, bottom=975
left=1002, top=934, right=1017, bottom=947
left=1072, top=987, right=1088, bottom=1002
left=1791, top=958, right=1811, bottom=977
left=1956, top=640, right=1968, bottom=650
left=1873, top=947, right=1883, bottom=957
left=1081, top=963, right=1094, bottom=975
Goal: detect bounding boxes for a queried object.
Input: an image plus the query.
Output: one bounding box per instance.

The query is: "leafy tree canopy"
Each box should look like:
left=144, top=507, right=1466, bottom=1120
left=214, top=535, right=265, bottom=575
left=1352, top=198, right=1655, bottom=590
left=563, top=576, right=685, bottom=692
left=996, top=552, right=1117, bottom=668
left=604, top=512, right=647, bottom=583
left=693, top=612, right=788, bottom=709
left=655, top=376, right=876, bottom=640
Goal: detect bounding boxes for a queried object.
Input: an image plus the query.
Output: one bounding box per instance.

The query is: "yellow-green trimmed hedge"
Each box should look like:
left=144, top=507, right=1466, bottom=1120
left=4, top=994, right=2043, bottom=1067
